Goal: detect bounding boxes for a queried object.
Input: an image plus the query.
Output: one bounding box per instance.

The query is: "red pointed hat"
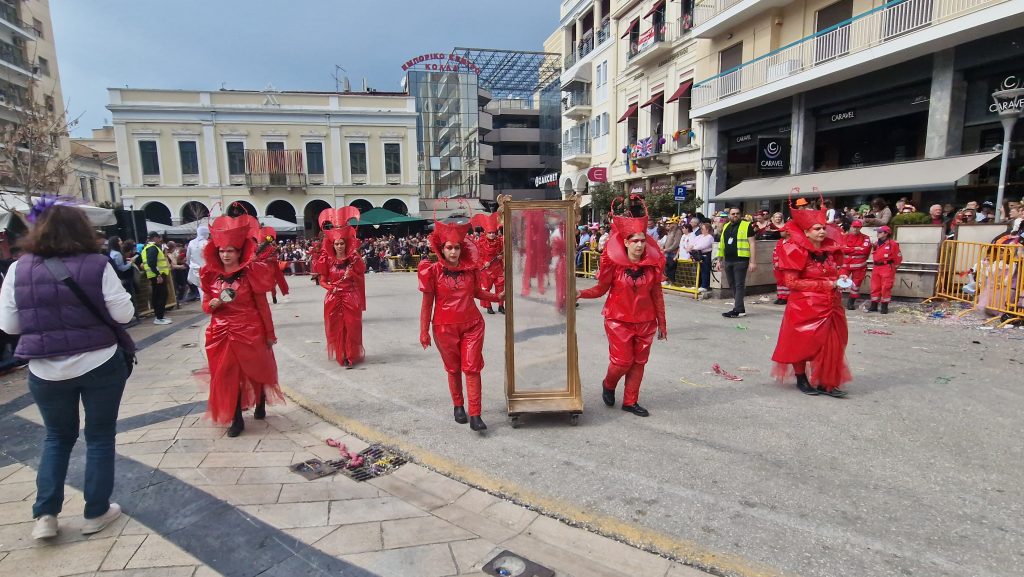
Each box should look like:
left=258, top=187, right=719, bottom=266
left=788, top=187, right=827, bottom=231
left=210, top=213, right=259, bottom=250
left=611, top=195, right=648, bottom=237
left=318, top=207, right=361, bottom=231
left=470, top=212, right=500, bottom=233
left=259, top=226, right=277, bottom=243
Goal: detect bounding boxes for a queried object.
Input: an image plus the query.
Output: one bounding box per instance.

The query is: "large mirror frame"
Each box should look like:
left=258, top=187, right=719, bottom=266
left=499, top=196, right=583, bottom=425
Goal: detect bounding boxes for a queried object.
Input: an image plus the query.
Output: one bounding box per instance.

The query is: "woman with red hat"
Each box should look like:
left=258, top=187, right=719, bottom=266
left=771, top=201, right=852, bottom=398
left=256, top=226, right=289, bottom=304
left=314, top=208, right=366, bottom=368
left=419, top=216, right=504, bottom=432
left=470, top=212, right=504, bottom=314
left=576, top=196, right=667, bottom=417
left=200, top=211, right=284, bottom=436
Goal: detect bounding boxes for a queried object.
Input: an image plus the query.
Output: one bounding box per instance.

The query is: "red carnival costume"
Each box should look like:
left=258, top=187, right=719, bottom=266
left=418, top=218, right=503, bottom=432
left=772, top=235, right=790, bottom=304
left=577, top=198, right=667, bottom=416
left=470, top=213, right=505, bottom=314
left=200, top=213, right=284, bottom=434
left=868, top=226, right=902, bottom=314
left=520, top=209, right=550, bottom=296
left=771, top=206, right=852, bottom=397
left=840, top=220, right=871, bottom=310
left=257, top=227, right=289, bottom=303
left=552, top=221, right=568, bottom=313
left=314, top=208, right=366, bottom=367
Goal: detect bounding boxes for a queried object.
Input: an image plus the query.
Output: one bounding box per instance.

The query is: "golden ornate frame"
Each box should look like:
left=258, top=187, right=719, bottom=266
left=498, top=195, right=583, bottom=425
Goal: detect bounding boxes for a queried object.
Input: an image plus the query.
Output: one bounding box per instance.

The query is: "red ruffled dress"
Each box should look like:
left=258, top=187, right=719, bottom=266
left=578, top=224, right=667, bottom=407
left=770, top=231, right=852, bottom=391
left=200, top=241, right=284, bottom=424
left=315, top=238, right=366, bottom=367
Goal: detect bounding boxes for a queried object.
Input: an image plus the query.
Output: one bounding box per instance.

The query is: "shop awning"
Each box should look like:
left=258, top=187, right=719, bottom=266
left=714, top=152, right=1000, bottom=201
left=621, top=18, right=638, bottom=38
left=617, top=103, right=639, bottom=123
left=356, top=208, right=427, bottom=226
left=640, top=91, right=664, bottom=108
left=644, top=0, right=665, bottom=18
left=560, top=65, right=592, bottom=90
left=665, top=80, right=693, bottom=103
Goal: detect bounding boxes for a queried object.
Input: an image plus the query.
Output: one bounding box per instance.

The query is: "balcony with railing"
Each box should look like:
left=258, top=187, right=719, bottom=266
left=692, top=0, right=1010, bottom=116
left=626, top=22, right=675, bottom=67
left=0, top=2, right=34, bottom=40
left=562, top=137, right=592, bottom=165
left=561, top=90, right=592, bottom=120
left=244, top=149, right=307, bottom=190
left=564, top=18, right=612, bottom=69
left=0, top=39, right=32, bottom=78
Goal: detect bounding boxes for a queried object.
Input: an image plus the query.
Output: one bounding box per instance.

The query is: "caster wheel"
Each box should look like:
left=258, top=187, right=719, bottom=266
left=570, top=414, right=579, bottom=426
left=509, top=416, right=520, bottom=429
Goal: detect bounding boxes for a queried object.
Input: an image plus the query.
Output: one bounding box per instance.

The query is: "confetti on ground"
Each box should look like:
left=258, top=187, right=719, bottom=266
left=679, top=377, right=711, bottom=388
left=711, top=363, right=743, bottom=381
left=737, top=366, right=761, bottom=372
left=736, top=325, right=747, bottom=330
left=935, top=376, right=954, bottom=384
left=864, top=329, right=893, bottom=335
left=305, top=340, right=322, bottom=344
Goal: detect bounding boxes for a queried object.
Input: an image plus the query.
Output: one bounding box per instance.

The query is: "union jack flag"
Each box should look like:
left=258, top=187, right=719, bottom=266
left=637, top=137, right=653, bottom=157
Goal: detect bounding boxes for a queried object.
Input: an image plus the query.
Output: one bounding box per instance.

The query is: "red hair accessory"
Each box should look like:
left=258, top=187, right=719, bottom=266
left=788, top=187, right=827, bottom=232
left=210, top=213, right=259, bottom=251
left=610, top=195, right=648, bottom=238
left=470, top=212, right=500, bottom=233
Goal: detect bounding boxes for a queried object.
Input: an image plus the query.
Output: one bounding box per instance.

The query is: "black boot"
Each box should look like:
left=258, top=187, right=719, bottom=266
left=602, top=388, right=615, bottom=407
left=254, top=393, right=266, bottom=420
left=846, top=296, right=856, bottom=311
left=867, top=302, right=878, bottom=313
left=880, top=303, right=889, bottom=315
left=818, top=386, right=848, bottom=398
left=795, top=374, right=819, bottom=395
left=469, top=416, right=487, bottom=432
left=486, top=306, right=495, bottom=314
left=453, top=406, right=468, bottom=424
left=227, top=402, right=245, bottom=437
left=498, top=305, right=505, bottom=314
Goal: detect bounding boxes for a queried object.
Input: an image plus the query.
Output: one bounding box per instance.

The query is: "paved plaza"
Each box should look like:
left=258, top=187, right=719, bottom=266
left=0, top=273, right=1021, bottom=577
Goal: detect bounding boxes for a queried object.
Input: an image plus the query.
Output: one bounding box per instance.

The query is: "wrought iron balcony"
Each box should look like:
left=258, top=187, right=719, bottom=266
left=244, top=149, right=307, bottom=190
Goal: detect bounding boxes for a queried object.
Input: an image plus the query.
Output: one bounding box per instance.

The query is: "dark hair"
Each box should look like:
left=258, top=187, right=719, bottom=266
left=108, top=235, right=123, bottom=253
left=147, top=231, right=161, bottom=240
left=21, top=205, right=97, bottom=258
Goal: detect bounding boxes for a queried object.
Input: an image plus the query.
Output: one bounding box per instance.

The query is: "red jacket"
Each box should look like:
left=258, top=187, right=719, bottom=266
left=872, top=239, right=903, bottom=267
left=578, top=234, right=666, bottom=334
left=772, top=238, right=789, bottom=271
left=841, top=232, right=871, bottom=269
left=473, top=235, right=503, bottom=270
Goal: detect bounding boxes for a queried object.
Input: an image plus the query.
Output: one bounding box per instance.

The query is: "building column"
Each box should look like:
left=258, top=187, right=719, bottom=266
left=202, top=120, right=220, bottom=186
left=113, top=123, right=134, bottom=187
left=334, top=195, right=346, bottom=209
left=330, top=124, right=344, bottom=185
left=700, top=119, right=724, bottom=214
left=594, top=3, right=603, bottom=35
left=790, top=93, right=815, bottom=174
left=925, top=49, right=965, bottom=159
left=575, top=19, right=584, bottom=54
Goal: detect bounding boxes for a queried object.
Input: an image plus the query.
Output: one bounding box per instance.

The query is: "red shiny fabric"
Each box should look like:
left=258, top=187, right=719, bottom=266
left=474, top=235, right=505, bottom=307
left=315, top=251, right=366, bottom=366
left=840, top=232, right=871, bottom=299
left=445, top=371, right=483, bottom=416
left=256, top=244, right=290, bottom=297
left=520, top=210, right=549, bottom=296
left=200, top=257, right=283, bottom=424
left=418, top=261, right=499, bottom=325
left=772, top=239, right=790, bottom=300
left=870, top=239, right=903, bottom=303
left=604, top=319, right=657, bottom=367
left=433, top=321, right=485, bottom=381
left=770, top=233, right=851, bottom=391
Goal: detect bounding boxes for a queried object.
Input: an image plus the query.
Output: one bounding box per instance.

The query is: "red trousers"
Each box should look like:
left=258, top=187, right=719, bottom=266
left=602, top=318, right=657, bottom=406
left=774, top=270, right=789, bottom=301
left=433, top=319, right=485, bottom=416
left=840, top=266, right=867, bottom=298
left=479, top=262, right=504, bottom=308
left=870, top=264, right=896, bottom=303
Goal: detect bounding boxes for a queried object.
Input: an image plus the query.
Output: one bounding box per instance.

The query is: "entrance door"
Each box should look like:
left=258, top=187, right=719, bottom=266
left=266, top=141, right=285, bottom=186
left=815, top=0, right=852, bottom=64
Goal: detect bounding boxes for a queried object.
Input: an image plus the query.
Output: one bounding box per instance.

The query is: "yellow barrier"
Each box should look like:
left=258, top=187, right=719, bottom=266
left=663, top=259, right=701, bottom=300
left=576, top=250, right=600, bottom=279
left=928, top=239, right=1024, bottom=326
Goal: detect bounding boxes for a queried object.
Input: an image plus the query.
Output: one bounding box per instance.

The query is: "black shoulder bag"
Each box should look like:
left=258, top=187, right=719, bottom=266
left=44, top=257, right=138, bottom=377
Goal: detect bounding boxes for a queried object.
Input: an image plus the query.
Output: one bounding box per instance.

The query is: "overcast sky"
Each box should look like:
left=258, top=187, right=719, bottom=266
left=51, top=0, right=559, bottom=136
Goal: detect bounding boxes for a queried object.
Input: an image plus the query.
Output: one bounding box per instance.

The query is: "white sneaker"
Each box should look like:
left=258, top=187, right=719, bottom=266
left=153, top=318, right=172, bottom=325
left=32, top=515, right=58, bottom=539
left=81, top=503, right=121, bottom=535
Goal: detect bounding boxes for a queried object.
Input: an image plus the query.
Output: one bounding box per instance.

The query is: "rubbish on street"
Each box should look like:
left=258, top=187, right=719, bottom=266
left=935, top=376, right=954, bottom=384
left=736, top=325, right=747, bottom=330
left=864, top=329, right=893, bottom=335
left=712, top=363, right=743, bottom=381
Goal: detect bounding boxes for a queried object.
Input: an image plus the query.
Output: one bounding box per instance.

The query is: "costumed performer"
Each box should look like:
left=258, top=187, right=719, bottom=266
left=256, top=226, right=289, bottom=304
left=470, top=213, right=505, bottom=314
left=418, top=216, right=504, bottom=432
left=840, top=219, right=871, bottom=310
left=314, top=208, right=366, bottom=368
left=576, top=196, right=667, bottom=417
left=770, top=199, right=851, bottom=398
left=200, top=211, right=284, bottom=436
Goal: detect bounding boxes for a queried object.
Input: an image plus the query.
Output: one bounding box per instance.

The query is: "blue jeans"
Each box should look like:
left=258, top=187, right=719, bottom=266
left=28, top=350, right=127, bottom=519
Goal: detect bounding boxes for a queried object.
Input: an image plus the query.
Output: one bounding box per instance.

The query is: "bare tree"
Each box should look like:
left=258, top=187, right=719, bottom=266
left=0, top=79, right=76, bottom=215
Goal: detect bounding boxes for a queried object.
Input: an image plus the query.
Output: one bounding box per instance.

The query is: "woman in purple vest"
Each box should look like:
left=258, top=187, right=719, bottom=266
left=0, top=203, right=135, bottom=540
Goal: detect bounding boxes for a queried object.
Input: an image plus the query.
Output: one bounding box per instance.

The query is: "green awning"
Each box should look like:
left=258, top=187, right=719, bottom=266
left=356, top=208, right=427, bottom=226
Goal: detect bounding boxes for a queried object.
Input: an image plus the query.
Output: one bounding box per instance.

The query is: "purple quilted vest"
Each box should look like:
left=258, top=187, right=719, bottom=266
left=14, top=253, right=118, bottom=359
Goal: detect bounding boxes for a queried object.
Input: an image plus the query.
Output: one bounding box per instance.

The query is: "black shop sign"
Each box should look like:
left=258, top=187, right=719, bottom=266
left=757, top=137, right=789, bottom=172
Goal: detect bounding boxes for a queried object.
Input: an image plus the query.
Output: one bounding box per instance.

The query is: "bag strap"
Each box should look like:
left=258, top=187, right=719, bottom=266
left=44, top=257, right=137, bottom=354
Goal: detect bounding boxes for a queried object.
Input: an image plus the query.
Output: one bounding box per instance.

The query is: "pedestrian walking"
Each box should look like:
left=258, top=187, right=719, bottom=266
left=141, top=231, right=172, bottom=325
left=419, top=216, right=504, bottom=432
left=200, top=213, right=283, bottom=437
left=185, top=224, right=209, bottom=302
left=770, top=203, right=851, bottom=398
left=716, top=207, right=757, bottom=317
left=868, top=226, right=902, bottom=314
left=0, top=203, right=135, bottom=540
left=314, top=211, right=366, bottom=368
left=840, top=219, right=871, bottom=310
left=577, top=197, right=667, bottom=417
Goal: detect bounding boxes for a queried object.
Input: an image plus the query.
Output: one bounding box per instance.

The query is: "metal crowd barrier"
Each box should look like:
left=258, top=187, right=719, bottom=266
left=663, top=259, right=701, bottom=300
left=575, top=250, right=600, bottom=279
left=927, top=239, right=1024, bottom=326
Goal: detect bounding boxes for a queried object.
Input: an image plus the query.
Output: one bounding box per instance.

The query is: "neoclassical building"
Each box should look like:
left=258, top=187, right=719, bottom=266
left=107, top=87, right=420, bottom=235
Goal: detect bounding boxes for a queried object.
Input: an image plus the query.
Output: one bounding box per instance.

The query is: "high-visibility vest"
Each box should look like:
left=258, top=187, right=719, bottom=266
left=142, top=242, right=170, bottom=278
left=717, top=221, right=752, bottom=259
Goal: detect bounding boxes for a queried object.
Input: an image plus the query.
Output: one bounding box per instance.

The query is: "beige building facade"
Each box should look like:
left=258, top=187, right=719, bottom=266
left=70, top=126, right=120, bottom=206
left=108, top=88, right=420, bottom=235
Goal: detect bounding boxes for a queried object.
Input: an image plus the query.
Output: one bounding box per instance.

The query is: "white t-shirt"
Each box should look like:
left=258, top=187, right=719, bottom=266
left=0, top=260, right=135, bottom=381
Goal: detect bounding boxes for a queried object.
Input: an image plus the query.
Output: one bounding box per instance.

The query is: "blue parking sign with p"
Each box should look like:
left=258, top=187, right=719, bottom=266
left=674, top=185, right=687, bottom=201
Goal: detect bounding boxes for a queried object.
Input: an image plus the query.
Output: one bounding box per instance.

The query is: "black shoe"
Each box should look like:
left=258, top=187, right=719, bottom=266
left=486, top=306, right=495, bottom=314
left=254, top=394, right=266, bottom=420
left=453, top=406, right=468, bottom=424
left=621, top=404, right=650, bottom=417
left=845, top=296, right=856, bottom=311
left=227, top=405, right=245, bottom=437
left=774, top=298, right=786, bottom=305
left=867, top=302, right=878, bottom=313
left=795, top=374, right=819, bottom=395
left=880, top=303, right=889, bottom=315
left=602, top=388, right=615, bottom=407
left=469, top=416, right=487, bottom=431
left=498, top=305, right=505, bottom=314
left=722, top=310, right=747, bottom=318
left=818, top=387, right=848, bottom=398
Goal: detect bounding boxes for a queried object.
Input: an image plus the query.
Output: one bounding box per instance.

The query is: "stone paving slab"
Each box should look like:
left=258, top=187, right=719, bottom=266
left=0, top=299, right=716, bottom=577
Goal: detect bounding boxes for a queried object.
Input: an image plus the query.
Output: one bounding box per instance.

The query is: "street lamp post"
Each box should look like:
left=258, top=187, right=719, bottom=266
left=991, top=87, right=1024, bottom=222
left=701, top=157, right=718, bottom=216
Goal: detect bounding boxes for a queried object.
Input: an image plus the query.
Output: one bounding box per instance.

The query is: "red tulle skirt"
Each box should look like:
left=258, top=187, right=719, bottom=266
left=324, top=289, right=364, bottom=366
left=771, top=290, right=852, bottom=391
left=204, top=309, right=283, bottom=423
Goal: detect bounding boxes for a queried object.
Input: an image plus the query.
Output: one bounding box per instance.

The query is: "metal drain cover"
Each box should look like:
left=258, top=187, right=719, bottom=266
left=482, top=550, right=554, bottom=577
left=335, top=444, right=407, bottom=482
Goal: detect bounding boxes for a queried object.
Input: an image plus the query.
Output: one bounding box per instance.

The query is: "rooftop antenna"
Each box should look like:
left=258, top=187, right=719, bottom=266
left=331, top=65, right=347, bottom=93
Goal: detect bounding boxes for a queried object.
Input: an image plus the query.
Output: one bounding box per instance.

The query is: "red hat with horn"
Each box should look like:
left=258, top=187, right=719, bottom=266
left=429, top=199, right=476, bottom=267
left=788, top=187, right=827, bottom=231
left=470, top=212, right=500, bottom=234
left=319, top=207, right=360, bottom=243
left=611, top=194, right=649, bottom=237
left=205, top=210, right=260, bottom=268
left=259, top=226, right=277, bottom=244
